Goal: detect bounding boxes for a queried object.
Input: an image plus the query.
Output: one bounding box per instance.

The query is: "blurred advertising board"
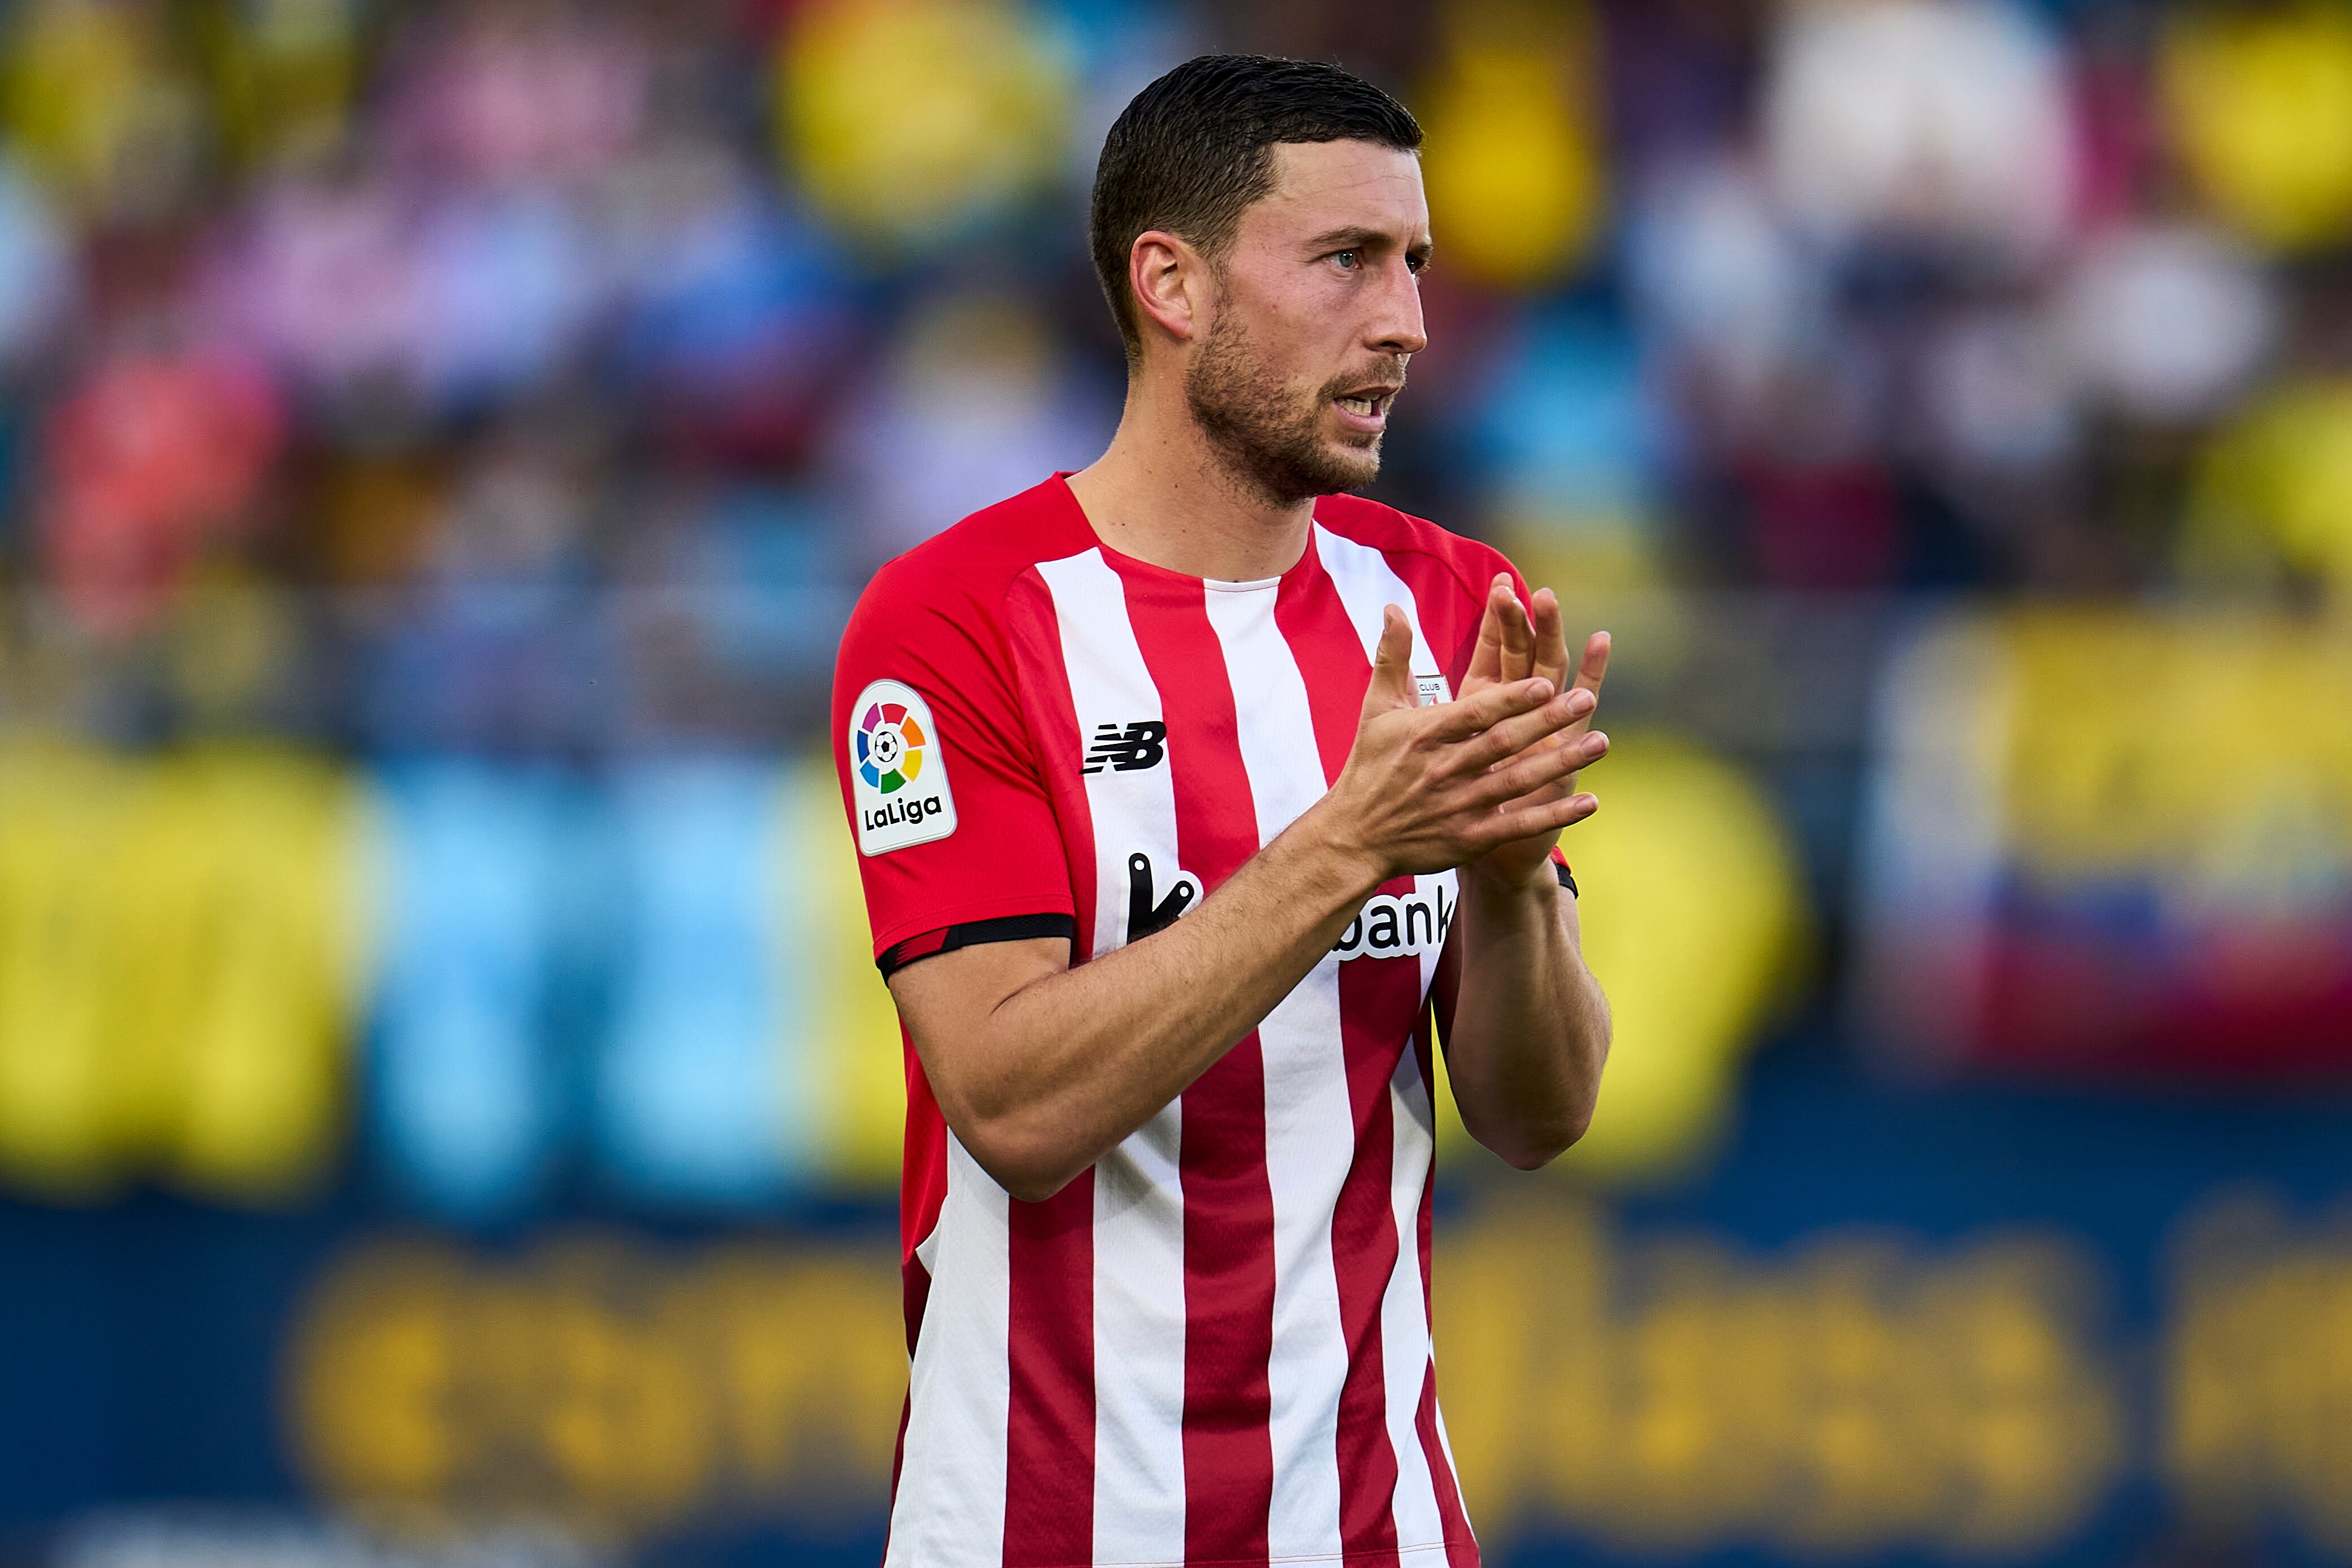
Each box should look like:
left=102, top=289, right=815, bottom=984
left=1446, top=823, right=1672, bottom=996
left=0, top=745, right=904, bottom=1216
left=10, top=1097, right=2352, bottom=1568
left=1858, top=609, right=2352, bottom=1077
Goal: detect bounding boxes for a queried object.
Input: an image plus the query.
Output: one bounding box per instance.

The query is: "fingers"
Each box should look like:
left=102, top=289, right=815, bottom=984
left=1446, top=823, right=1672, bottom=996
left=1362, top=604, right=1419, bottom=717
left=1530, top=587, right=1570, bottom=695
left=1493, top=577, right=1535, bottom=684
left=1471, top=728, right=1608, bottom=808
left=1460, top=684, right=1595, bottom=768
left=1480, top=792, right=1600, bottom=846
left=1467, top=575, right=1535, bottom=690
left=1465, top=578, right=1509, bottom=688
left=1573, top=629, right=1610, bottom=699
left=1426, top=672, right=1557, bottom=740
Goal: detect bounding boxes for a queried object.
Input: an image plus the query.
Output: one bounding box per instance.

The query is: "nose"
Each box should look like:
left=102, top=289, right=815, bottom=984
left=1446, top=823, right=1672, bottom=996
left=1370, top=257, right=1427, bottom=358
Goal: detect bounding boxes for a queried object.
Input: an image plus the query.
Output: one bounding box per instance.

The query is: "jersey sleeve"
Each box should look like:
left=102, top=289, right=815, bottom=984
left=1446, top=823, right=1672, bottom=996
left=833, top=564, right=1076, bottom=971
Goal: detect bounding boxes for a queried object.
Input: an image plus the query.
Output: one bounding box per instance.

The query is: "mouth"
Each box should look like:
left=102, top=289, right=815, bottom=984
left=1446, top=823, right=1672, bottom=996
left=1332, top=385, right=1400, bottom=432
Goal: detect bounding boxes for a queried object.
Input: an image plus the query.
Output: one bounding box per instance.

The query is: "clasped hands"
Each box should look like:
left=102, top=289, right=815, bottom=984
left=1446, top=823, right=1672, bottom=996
left=1321, top=575, right=1610, bottom=887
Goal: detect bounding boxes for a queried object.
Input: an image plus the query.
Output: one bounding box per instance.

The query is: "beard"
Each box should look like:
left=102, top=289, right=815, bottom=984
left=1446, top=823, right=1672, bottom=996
left=1184, top=310, right=1402, bottom=508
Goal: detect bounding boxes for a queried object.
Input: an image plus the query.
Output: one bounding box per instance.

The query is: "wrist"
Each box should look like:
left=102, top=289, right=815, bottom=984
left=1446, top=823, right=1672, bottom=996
left=1461, top=850, right=1562, bottom=902
left=1281, top=799, right=1392, bottom=905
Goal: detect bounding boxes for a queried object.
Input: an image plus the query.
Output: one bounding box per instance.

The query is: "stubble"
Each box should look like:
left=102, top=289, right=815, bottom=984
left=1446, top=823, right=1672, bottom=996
left=1184, top=310, right=1400, bottom=509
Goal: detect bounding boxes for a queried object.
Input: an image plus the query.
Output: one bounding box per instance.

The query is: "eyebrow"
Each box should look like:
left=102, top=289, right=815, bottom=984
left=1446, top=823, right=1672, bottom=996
left=1304, top=225, right=1434, bottom=256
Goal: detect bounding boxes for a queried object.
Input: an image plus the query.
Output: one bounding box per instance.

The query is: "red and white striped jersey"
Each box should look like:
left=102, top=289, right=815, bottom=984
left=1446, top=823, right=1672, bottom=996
left=835, top=475, right=1538, bottom=1568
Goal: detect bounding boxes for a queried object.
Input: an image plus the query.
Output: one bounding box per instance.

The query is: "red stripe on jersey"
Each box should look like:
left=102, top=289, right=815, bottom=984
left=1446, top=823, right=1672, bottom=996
left=997, top=565, right=1101, bottom=1562
left=1112, top=556, right=1278, bottom=1562
left=1413, top=1012, right=1440, bottom=1328
left=1004, top=1179, right=1096, bottom=1566
left=1415, top=1008, right=1478, bottom=1563
left=1002, top=568, right=1102, bottom=958
left=902, top=1056, right=949, bottom=1311
left=1272, top=537, right=1367, bottom=786
left=885, top=1391, right=912, bottom=1566
left=1417, top=1361, right=1479, bottom=1568
left=1336, top=959, right=1416, bottom=1561
left=1279, top=549, right=1410, bottom=1559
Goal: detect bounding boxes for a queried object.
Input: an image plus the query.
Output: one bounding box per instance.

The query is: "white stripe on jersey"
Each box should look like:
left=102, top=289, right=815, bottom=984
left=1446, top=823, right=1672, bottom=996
left=1315, top=522, right=1468, bottom=1548
left=1036, top=548, right=1176, bottom=964
left=1381, top=1043, right=1449, bottom=1551
left=1315, top=525, right=1463, bottom=995
left=1201, top=581, right=1352, bottom=1559
left=1313, top=522, right=1444, bottom=679
left=887, top=1133, right=1011, bottom=1568
left=1033, top=548, right=1188, bottom=1566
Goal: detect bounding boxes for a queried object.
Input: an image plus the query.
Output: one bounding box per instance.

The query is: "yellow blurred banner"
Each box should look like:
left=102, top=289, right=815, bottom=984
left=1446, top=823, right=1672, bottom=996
left=287, top=1231, right=905, bottom=1536
left=283, top=1193, right=2352, bottom=1556
left=1436, top=1200, right=2121, bottom=1554
left=1860, top=608, right=2352, bottom=1075
left=0, top=742, right=367, bottom=1203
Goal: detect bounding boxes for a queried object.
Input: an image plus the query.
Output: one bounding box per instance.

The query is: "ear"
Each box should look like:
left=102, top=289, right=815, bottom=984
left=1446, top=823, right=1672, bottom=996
left=1128, top=229, right=1212, bottom=347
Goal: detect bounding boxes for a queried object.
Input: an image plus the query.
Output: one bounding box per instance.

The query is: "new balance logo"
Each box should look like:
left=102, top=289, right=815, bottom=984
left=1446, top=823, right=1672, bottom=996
left=1082, top=721, right=1168, bottom=775
left=1126, top=851, right=1200, bottom=943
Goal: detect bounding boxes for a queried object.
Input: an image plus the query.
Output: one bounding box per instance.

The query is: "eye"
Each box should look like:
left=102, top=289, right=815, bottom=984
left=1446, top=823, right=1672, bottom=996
left=1329, top=249, right=1361, bottom=271
left=1406, top=252, right=1430, bottom=275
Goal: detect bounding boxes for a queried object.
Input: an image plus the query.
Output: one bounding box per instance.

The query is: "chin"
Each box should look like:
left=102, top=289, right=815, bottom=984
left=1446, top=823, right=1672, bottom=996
left=1318, top=442, right=1382, bottom=494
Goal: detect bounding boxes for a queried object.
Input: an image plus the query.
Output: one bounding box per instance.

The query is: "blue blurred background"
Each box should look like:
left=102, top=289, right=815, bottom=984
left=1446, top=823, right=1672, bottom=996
left=1, top=0, right=2350, bottom=1563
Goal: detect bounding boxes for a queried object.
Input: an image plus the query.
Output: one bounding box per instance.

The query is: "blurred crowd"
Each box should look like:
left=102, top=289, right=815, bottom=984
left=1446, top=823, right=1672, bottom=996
left=0, top=0, right=2347, bottom=756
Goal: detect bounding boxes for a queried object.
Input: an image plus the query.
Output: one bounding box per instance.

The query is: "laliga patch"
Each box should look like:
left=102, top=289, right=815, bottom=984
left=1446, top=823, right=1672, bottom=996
left=850, top=679, right=958, bottom=855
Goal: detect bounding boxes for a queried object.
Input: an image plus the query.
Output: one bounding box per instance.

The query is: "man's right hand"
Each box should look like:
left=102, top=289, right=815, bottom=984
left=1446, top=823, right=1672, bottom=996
left=1312, top=604, right=1603, bottom=887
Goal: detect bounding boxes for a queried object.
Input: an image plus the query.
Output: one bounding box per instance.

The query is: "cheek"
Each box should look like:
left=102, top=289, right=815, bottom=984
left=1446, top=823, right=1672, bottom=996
left=1225, top=265, right=1338, bottom=345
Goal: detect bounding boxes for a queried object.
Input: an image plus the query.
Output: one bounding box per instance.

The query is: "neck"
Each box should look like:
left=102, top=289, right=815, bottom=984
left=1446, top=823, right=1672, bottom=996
left=1065, top=369, right=1315, bottom=582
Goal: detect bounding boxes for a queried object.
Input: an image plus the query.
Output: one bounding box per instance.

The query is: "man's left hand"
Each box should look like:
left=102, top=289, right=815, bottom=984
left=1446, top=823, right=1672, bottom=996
left=1452, top=574, right=1610, bottom=885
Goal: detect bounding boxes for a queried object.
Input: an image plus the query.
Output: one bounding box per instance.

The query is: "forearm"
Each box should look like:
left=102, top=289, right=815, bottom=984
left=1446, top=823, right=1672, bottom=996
left=1443, top=866, right=1610, bottom=1168
left=914, top=807, right=1381, bottom=1200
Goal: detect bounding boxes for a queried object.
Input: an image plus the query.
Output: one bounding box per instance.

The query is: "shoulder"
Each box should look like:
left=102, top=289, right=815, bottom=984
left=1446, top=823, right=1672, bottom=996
left=855, top=477, right=1094, bottom=633
left=841, top=477, right=1095, bottom=681
left=1313, top=492, right=1518, bottom=610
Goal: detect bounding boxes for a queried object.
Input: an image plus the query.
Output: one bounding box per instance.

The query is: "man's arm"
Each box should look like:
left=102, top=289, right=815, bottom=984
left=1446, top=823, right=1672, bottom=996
left=886, top=607, right=1603, bottom=1202
left=1437, top=577, right=1613, bottom=1168
left=1440, top=864, right=1610, bottom=1168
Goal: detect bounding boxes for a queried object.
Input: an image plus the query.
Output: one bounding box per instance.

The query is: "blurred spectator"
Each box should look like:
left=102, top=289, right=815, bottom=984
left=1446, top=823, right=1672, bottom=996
left=1764, top=0, right=2074, bottom=268
left=40, top=344, right=284, bottom=633
left=200, top=0, right=365, bottom=177
left=0, top=154, right=76, bottom=367
left=603, top=141, right=865, bottom=467
left=827, top=285, right=1115, bottom=562
left=1416, top=0, right=1606, bottom=289
left=2160, top=0, right=2352, bottom=254
left=1, top=0, right=210, bottom=224
left=777, top=0, right=1073, bottom=253
left=2181, top=374, right=2352, bottom=598
left=2060, top=222, right=2276, bottom=427
left=380, top=1, right=649, bottom=192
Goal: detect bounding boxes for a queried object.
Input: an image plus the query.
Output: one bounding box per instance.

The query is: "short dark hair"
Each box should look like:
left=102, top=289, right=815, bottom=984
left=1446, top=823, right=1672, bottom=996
left=1088, top=55, right=1423, bottom=360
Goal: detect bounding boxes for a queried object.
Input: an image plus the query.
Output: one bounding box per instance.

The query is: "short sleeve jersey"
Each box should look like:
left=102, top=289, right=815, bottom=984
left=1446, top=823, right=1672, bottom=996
left=833, top=475, right=1553, bottom=1568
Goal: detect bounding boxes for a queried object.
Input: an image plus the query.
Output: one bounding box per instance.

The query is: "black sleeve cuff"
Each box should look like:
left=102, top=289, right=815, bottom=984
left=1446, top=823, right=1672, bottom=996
left=1556, top=861, right=1578, bottom=898
left=877, top=913, right=1078, bottom=980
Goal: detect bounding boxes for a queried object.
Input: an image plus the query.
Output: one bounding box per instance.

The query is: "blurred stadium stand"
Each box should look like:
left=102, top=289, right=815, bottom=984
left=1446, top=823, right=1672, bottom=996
left=1, top=0, right=2350, bottom=1564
